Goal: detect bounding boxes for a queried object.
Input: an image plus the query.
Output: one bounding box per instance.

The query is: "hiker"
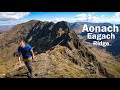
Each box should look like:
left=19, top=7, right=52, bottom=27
left=17, top=40, right=34, bottom=78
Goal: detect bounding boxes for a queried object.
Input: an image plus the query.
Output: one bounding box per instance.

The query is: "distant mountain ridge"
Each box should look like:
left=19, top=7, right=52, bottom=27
left=70, top=22, right=113, bottom=34
left=0, top=25, right=14, bottom=34
left=70, top=22, right=120, bottom=57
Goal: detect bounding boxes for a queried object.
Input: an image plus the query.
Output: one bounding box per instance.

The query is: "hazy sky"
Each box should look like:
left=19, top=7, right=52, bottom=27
left=0, top=12, right=120, bottom=25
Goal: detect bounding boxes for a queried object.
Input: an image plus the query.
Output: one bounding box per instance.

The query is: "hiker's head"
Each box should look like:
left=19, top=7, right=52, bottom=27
left=19, top=40, right=25, bottom=48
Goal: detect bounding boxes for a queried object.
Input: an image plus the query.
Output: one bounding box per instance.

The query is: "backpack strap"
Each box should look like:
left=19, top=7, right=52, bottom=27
left=25, top=43, right=29, bottom=51
left=25, top=43, right=32, bottom=56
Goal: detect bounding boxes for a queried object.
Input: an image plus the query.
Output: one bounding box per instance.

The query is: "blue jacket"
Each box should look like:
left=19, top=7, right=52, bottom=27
left=18, top=44, right=32, bottom=59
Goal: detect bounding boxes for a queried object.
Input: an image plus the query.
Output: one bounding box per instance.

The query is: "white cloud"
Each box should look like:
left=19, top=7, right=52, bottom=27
left=52, top=18, right=77, bottom=23
left=75, top=13, right=106, bottom=23
left=74, top=12, right=120, bottom=24
left=0, top=12, right=30, bottom=21
left=75, top=14, right=88, bottom=21
left=109, top=12, right=120, bottom=23
left=52, top=18, right=65, bottom=23
left=114, top=12, right=120, bottom=18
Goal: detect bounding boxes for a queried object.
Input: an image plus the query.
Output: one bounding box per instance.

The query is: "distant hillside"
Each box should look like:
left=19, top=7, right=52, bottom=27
left=70, top=22, right=120, bottom=57
left=0, top=25, right=14, bottom=34
left=70, top=22, right=112, bottom=35
left=106, top=24, right=120, bottom=56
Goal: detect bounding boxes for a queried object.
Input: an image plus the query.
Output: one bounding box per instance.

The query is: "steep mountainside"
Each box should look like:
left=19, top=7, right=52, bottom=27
left=0, top=20, right=118, bottom=78
left=106, top=25, right=120, bottom=56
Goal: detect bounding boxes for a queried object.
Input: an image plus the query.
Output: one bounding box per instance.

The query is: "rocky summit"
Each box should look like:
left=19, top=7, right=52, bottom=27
left=0, top=20, right=118, bottom=78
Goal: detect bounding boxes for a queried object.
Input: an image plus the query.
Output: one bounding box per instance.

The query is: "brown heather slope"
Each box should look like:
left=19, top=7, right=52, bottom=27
left=0, top=20, right=116, bottom=78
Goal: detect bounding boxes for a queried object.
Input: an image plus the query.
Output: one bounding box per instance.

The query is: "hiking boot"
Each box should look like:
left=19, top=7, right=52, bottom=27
left=27, top=73, right=33, bottom=78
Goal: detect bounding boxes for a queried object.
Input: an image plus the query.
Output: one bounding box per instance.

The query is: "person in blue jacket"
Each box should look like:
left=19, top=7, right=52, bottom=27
left=18, top=40, right=34, bottom=78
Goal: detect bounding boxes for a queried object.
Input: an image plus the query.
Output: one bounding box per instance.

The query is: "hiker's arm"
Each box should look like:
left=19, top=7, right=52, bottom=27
left=18, top=52, right=21, bottom=63
left=30, top=50, right=34, bottom=59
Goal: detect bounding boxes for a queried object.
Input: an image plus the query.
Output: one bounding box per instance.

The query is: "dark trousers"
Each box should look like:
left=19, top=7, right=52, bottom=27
left=24, top=60, right=32, bottom=75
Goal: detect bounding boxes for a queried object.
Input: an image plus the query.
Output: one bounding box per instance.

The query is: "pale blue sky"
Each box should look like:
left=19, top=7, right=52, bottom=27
left=0, top=12, right=119, bottom=25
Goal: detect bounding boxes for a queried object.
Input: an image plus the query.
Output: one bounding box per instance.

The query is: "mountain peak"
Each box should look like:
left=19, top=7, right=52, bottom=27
left=56, top=21, right=70, bottom=28
left=28, top=19, right=39, bottom=23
